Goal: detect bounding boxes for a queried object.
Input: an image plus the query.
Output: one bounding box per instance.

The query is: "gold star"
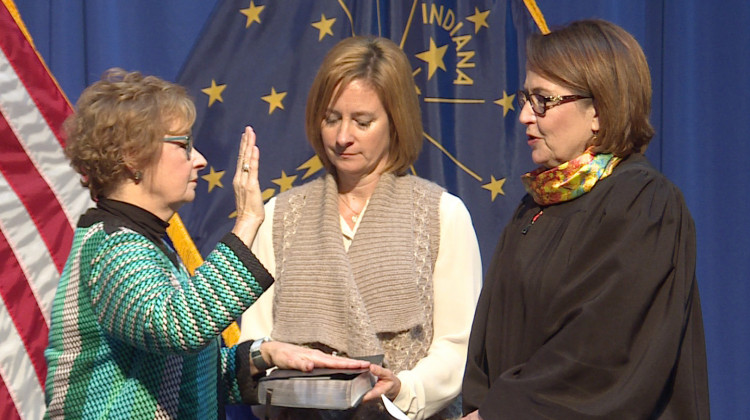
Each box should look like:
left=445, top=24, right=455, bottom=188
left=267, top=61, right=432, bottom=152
left=494, top=91, right=516, bottom=117
left=311, top=14, right=336, bottom=41
left=201, top=80, right=226, bottom=107
left=466, top=7, right=490, bottom=34
left=296, top=155, right=324, bottom=179
left=261, top=87, right=287, bottom=114
left=261, top=188, right=275, bottom=201
left=415, top=38, right=448, bottom=80
left=201, top=166, right=225, bottom=193
left=240, top=1, right=265, bottom=28
left=272, top=170, right=297, bottom=192
left=482, top=175, right=506, bottom=201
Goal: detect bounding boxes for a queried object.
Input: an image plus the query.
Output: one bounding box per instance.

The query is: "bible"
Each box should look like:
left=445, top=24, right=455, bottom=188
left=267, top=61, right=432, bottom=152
left=258, top=367, right=375, bottom=410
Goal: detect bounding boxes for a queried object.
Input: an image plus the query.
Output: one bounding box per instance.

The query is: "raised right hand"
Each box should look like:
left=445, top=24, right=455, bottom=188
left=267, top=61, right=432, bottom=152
left=231, top=126, right=264, bottom=246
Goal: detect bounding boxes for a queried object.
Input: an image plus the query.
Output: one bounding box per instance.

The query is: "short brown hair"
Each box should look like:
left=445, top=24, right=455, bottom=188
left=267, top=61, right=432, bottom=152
left=305, top=36, right=422, bottom=175
left=526, top=19, right=654, bottom=156
left=64, top=68, right=196, bottom=199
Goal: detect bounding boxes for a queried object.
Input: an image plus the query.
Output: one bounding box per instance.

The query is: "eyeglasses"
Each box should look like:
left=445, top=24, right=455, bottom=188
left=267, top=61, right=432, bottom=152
left=163, top=135, right=193, bottom=159
left=516, top=90, right=592, bottom=117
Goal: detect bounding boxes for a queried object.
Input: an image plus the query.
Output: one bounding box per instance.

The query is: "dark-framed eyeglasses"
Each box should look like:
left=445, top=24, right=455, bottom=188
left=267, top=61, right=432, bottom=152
left=516, top=90, right=592, bottom=117
left=163, top=135, right=193, bottom=159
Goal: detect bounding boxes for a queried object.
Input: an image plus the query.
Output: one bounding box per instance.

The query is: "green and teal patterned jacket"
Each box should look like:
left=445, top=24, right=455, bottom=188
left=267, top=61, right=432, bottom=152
left=44, top=200, right=272, bottom=419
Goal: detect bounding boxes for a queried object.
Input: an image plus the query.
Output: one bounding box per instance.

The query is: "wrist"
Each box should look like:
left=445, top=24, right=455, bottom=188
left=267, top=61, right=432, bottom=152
left=389, top=372, right=407, bottom=406
left=387, top=380, right=402, bottom=400
left=250, top=336, right=273, bottom=373
left=235, top=212, right=264, bottom=226
left=231, top=217, right=263, bottom=247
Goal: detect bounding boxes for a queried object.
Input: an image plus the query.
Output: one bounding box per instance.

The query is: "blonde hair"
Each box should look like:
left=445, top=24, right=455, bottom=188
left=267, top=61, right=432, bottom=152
left=305, top=36, right=422, bottom=175
left=64, top=68, right=196, bottom=198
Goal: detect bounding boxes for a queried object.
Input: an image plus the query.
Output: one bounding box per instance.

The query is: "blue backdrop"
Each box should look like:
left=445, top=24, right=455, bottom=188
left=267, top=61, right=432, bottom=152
left=16, top=0, right=750, bottom=418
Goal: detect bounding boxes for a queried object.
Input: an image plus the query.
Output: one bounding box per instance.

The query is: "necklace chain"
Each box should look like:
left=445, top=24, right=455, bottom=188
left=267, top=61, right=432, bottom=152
left=338, top=194, right=362, bottom=223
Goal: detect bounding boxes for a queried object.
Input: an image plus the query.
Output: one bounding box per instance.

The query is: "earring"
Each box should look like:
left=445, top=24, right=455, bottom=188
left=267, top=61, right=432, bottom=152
left=134, top=171, right=142, bottom=184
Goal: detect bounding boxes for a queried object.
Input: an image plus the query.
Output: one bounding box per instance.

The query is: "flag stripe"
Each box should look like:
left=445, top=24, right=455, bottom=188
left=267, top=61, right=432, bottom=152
left=0, top=377, right=21, bottom=420
left=0, top=46, right=89, bottom=230
left=0, top=169, right=61, bottom=324
left=0, top=113, right=73, bottom=271
left=0, top=290, right=47, bottom=420
left=0, top=230, right=49, bottom=386
left=0, top=39, right=91, bottom=316
left=0, top=4, right=69, bottom=145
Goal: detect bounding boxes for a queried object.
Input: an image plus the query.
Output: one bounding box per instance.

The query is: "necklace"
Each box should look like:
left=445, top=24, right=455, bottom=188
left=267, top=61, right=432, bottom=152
left=338, top=194, right=362, bottom=223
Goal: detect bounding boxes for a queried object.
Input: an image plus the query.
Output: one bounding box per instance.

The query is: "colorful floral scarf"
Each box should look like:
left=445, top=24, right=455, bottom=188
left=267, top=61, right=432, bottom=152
left=521, top=147, right=621, bottom=205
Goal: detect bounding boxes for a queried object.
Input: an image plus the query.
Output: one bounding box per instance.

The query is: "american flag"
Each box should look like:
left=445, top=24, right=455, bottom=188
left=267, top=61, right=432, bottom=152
left=0, top=4, right=91, bottom=419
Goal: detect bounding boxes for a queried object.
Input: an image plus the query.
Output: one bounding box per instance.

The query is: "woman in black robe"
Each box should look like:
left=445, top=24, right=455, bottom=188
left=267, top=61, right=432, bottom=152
left=461, top=20, right=710, bottom=420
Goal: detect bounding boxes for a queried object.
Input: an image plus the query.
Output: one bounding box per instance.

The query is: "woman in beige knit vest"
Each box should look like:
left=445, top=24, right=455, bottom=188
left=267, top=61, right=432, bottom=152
left=239, top=36, right=482, bottom=419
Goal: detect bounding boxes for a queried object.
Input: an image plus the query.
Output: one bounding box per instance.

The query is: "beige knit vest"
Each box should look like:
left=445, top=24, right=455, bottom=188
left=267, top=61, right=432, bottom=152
left=270, top=172, right=442, bottom=373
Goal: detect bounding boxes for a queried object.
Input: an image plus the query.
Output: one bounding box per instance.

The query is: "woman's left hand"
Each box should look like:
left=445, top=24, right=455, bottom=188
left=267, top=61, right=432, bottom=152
left=362, top=364, right=401, bottom=402
left=258, top=341, right=370, bottom=374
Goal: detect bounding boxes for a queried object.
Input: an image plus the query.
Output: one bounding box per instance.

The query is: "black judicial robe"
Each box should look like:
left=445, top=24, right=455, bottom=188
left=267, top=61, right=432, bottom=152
left=462, top=154, right=710, bottom=419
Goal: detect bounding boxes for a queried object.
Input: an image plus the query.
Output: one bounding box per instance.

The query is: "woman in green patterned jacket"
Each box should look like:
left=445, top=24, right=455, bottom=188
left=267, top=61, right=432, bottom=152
left=44, top=68, right=369, bottom=419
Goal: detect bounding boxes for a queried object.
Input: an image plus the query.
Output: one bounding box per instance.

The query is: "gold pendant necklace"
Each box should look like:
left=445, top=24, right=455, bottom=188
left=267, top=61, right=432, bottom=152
left=338, top=195, right=361, bottom=223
